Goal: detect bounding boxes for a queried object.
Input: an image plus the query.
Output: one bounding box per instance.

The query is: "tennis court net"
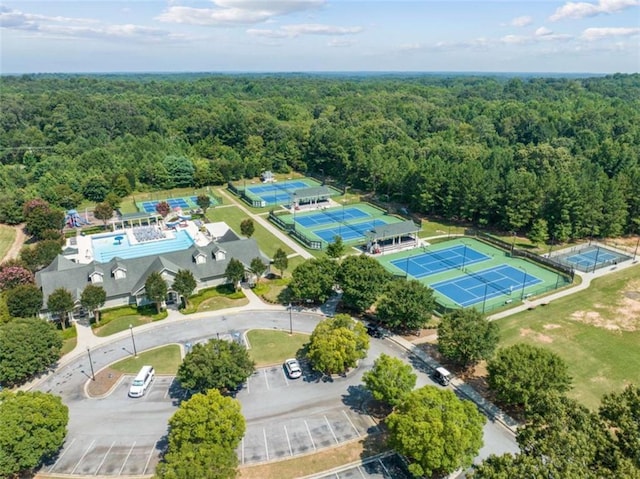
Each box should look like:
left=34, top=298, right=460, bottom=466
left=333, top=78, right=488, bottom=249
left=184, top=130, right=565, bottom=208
left=422, top=247, right=463, bottom=272
left=464, top=268, right=511, bottom=296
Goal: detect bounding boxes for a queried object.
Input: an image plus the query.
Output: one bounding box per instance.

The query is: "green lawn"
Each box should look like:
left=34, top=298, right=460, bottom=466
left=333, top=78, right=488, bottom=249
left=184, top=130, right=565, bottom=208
left=182, top=284, right=248, bottom=314
left=246, top=329, right=309, bottom=367
left=496, top=265, right=640, bottom=410
left=110, top=344, right=182, bottom=374
left=59, top=326, right=78, bottom=356
left=0, top=224, right=16, bottom=261
left=205, top=204, right=295, bottom=258
left=93, top=305, right=167, bottom=336
left=419, top=219, right=467, bottom=238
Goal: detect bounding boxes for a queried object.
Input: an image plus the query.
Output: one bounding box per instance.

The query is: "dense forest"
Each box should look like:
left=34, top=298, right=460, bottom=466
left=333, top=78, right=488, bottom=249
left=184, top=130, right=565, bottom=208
left=1, top=73, right=639, bottom=241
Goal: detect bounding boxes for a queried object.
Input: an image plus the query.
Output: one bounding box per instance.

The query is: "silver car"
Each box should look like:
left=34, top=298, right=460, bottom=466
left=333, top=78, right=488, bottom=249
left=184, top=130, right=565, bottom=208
left=284, top=358, right=302, bottom=379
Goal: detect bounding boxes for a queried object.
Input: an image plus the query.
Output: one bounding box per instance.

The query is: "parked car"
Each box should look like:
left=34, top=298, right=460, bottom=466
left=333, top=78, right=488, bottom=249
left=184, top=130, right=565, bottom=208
left=366, top=324, right=384, bottom=338
left=433, top=367, right=452, bottom=386
left=284, top=358, right=302, bottom=379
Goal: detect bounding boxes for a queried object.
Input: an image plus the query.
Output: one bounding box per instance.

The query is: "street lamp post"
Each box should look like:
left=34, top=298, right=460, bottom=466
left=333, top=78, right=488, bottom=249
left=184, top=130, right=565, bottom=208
left=87, top=347, right=95, bottom=381
left=129, top=324, right=137, bottom=357
left=482, top=282, right=489, bottom=314
left=592, top=246, right=601, bottom=273
left=520, top=267, right=528, bottom=300
left=634, top=237, right=639, bottom=262
left=288, top=303, right=293, bottom=335
left=461, top=243, right=468, bottom=271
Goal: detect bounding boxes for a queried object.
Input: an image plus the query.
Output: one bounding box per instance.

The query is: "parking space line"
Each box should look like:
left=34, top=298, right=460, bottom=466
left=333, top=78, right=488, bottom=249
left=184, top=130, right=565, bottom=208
left=48, top=438, right=76, bottom=472
left=357, top=465, right=366, bottom=478
left=324, top=415, right=339, bottom=444
left=263, top=370, right=270, bottom=390
left=94, top=441, right=115, bottom=475
left=342, top=410, right=361, bottom=437
left=70, top=439, right=95, bottom=474
left=284, top=426, right=293, bottom=456
left=119, top=441, right=136, bottom=476
left=241, top=438, right=245, bottom=465
left=379, top=458, right=392, bottom=478
left=304, top=420, right=317, bottom=451
left=282, top=368, right=290, bottom=386
left=163, top=384, right=170, bottom=399
left=263, top=428, right=270, bottom=461
left=142, top=445, right=156, bottom=475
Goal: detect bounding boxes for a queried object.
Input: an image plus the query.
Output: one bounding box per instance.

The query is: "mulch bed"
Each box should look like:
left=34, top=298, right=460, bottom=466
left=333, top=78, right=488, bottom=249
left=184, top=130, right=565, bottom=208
left=86, top=367, right=123, bottom=398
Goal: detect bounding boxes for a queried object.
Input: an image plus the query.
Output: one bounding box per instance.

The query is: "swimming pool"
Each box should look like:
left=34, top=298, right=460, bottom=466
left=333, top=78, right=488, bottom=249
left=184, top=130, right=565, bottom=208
left=91, top=229, right=195, bottom=263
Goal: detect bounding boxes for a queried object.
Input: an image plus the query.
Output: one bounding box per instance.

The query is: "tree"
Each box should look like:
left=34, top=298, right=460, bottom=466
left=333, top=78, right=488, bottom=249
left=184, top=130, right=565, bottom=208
left=163, top=155, right=195, bottom=188
left=156, top=442, right=238, bottom=479
left=249, top=257, right=267, bottom=281
left=376, top=279, right=435, bottom=331
left=20, top=239, right=62, bottom=272
left=172, top=270, right=197, bottom=308
left=362, top=353, right=416, bottom=408
left=437, top=308, right=500, bottom=368
left=272, top=248, right=289, bottom=278
left=156, top=201, right=171, bottom=217
left=306, top=314, right=369, bottom=375
left=93, top=202, right=114, bottom=228
left=288, top=257, right=337, bottom=304
left=387, top=386, right=485, bottom=478
left=145, top=272, right=167, bottom=313
left=336, top=254, right=393, bottom=312
left=80, top=284, right=106, bottom=324
left=5, top=284, right=43, bottom=318
left=47, top=287, right=75, bottom=330
left=487, top=344, right=572, bottom=408
left=326, top=235, right=345, bottom=259
left=176, top=339, right=255, bottom=394
left=600, top=385, right=640, bottom=467
left=0, top=264, right=34, bottom=291
left=225, top=258, right=245, bottom=291
left=0, top=390, right=69, bottom=478
left=196, top=194, right=212, bottom=215
left=240, top=218, right=255, bottom=238
left=0, top=317, right=62, bottom=387
left=23, top=199, right=64, bottom=240
left=528, top=218, right=549, bottom=245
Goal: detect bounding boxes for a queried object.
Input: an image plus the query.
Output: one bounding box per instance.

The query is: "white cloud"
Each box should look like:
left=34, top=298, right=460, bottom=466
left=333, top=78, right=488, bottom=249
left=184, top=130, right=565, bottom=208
left=500, top=34, right=530, bottom=44
left=248, top=23, right=362, bottom=38
left=550, top=0, right=640, bottom=21
left=156, top=0, right=325, bottom=26
left=535, top=26, right=553, bottom=36
left=510, top=15, right=533, bottom=27
left=328, top=38, right=355, bottom=47
left=534, top=26, right=573, bottom=41
left=581, top=26, right=640, bottom=40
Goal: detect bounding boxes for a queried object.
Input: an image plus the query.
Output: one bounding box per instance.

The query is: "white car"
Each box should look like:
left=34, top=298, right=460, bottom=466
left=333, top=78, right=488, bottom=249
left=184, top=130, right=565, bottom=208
left=284, top=358, right=302, bottom=379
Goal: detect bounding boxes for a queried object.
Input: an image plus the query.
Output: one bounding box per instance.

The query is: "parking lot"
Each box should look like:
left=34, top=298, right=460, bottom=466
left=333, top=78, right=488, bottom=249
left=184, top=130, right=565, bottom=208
left=311, top=453, right=414, bottom=479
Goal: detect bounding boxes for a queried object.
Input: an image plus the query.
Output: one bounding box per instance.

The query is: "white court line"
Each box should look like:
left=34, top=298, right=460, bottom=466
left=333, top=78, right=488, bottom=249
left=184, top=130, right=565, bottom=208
left=284, top=425, right=293, bottom=456
left=304, top=420, right=317, bottom=451
left=263, top=428, right=270, bottom=461
left=119, top=442, right=136, bottom=476
left=324, top=415, right=339, bottom=444
left=94, top=441, right=115, bottom=475
left=379, top=457, right=392, bottom=478
left=48, top=437, right=76, bottom=471
left=70, top=439, right=95, bottom=475
left=263, top=369, right=270, bottom=390
left=342, top=410, right=361, bottom=437
left=142, top=445, right=156, bottom=475
left=357, top=465, right=367, bottom=479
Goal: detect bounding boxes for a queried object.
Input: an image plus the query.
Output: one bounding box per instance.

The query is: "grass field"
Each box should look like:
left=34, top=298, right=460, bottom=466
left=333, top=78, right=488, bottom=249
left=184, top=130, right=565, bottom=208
left=110, top=344, right=182, bottom=374
left=94, top=305, right=167, bottom=337
left=182, top=284, right=248, bottom=314
left=496, top=265, right=640, bottom=409
left=0, top=224, right=16, bottom=261
left=246, top=329, right=309, bottom=367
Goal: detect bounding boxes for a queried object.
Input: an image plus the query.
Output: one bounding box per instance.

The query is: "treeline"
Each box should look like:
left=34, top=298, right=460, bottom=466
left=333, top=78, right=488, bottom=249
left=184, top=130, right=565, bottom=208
left=1, top=73, right=639, bottom=240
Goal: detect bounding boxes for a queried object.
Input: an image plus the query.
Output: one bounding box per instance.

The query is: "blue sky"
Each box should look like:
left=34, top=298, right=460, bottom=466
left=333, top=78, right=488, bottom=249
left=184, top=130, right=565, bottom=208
left=1, top=0, right=638, bottom=74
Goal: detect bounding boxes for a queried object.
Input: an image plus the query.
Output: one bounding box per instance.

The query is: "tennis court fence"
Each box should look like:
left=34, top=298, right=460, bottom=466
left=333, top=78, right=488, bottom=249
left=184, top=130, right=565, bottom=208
left=268, top=210, right=294, bottom=231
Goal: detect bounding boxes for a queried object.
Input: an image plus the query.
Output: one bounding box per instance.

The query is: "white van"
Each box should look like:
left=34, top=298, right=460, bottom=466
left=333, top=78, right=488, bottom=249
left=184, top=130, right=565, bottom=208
left=128, top=365, right=155, bottom=398
left=433, top=367, right=452, bottom=386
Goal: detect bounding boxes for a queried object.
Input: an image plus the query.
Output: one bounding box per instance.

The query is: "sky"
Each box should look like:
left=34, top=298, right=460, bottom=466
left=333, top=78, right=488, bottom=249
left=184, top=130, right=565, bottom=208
left=1, top=0, right=639, bottom=74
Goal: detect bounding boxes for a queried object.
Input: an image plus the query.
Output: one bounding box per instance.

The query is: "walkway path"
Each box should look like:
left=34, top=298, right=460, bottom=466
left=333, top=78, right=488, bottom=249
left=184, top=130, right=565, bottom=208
left=216, top=188, right=314, bottom=260
left=1, top=223, right=26, bottom=263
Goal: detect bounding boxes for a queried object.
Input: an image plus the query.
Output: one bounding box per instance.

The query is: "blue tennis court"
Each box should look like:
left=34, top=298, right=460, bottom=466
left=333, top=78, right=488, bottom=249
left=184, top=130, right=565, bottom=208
left=141, top=198, right=190, bottom=213
left=295, top=207, right=371, bottom=228
left=391, top=245, right=490, bottom=279
left=314, top=218, right=395, bottom=243
left=431, top=265, right=543, bottom=307
left=245, top=181, right=309, bottom=205
left=564, top=247, right=619, bottom=270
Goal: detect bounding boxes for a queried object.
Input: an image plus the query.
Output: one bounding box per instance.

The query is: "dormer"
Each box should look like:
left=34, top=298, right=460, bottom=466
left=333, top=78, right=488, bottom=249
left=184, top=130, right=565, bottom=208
left=192, top=249, right=207, bottom=265
left=112, top=262, right=127, bottom=280
left=89, top=271, right=104, bottom=284
left=212, top=248, right=226, bottom=261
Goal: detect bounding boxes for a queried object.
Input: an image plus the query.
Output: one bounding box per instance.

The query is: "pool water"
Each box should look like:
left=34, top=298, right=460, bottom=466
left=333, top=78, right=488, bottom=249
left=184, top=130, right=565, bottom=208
left=91, top=230, right=195, bottom=263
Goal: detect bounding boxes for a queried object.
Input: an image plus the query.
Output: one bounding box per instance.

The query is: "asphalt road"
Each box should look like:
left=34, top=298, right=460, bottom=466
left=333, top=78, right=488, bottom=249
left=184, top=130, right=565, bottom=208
left=36, top=311, right=517, bottom=476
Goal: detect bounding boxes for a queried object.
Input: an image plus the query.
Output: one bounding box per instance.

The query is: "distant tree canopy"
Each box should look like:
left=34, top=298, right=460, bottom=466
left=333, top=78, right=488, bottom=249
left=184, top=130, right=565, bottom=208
left=1, top=74, right=639, bottom=238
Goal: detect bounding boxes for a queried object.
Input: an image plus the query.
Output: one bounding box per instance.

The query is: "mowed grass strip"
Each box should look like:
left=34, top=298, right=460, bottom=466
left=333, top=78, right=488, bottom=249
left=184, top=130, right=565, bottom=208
left=207, top=204, right=295, bottom=258
left=0, top=224, right=17, bottom=261
left=496, top=265, right=640, bottom=409
left=246, top=329, right=308, bottom=367
left=110, top=344, right=182, bottom=374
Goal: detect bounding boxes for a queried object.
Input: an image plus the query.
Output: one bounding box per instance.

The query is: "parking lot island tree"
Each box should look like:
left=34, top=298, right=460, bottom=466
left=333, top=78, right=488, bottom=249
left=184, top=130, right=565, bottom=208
left=376, top=278, right=436, bottom=331
left=0, top=390, right=69, bottom=478
left=306, top=314, right=369, bottom=375
left=288, top=257, right=337, bottom=304
left=437, top=308, right=500, bottom=369
left=487, top=343, right=572, bottom=409
left=387, top=385, right=485, bottom=478
left=362, top=353, right=417, bottom=408
left=272, top=247, right=289, bottom=278
left=0, top=317, right=62, bottom=387
left=155, top=442, right=238, bottom=479
left=224, top=258, right=245, bottom=292
left=336, top=254, right=392, bottom=313
left=176, top=338, right=255, bottom=395
left=47, top=287, right=75, bottom=330
left=80, top=284, right=106, bottom=324
left=172, top=269, right=197, bottom=309
left=5, top=284, right=43, bottom=318
left=145, top=271, right=168, bottom=314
